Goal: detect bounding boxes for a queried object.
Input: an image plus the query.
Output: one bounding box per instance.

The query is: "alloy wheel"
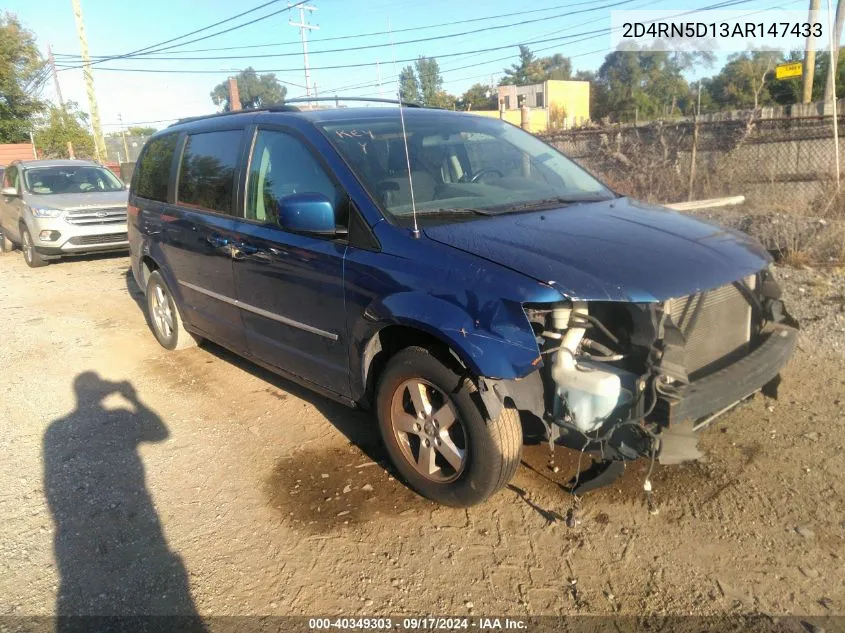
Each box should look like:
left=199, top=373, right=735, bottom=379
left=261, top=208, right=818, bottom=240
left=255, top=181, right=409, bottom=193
left=150, top=284, right=175, bottom=340
left=389, top=378, right=467, bottom=483
left=22, top=230, right=32, bottom=264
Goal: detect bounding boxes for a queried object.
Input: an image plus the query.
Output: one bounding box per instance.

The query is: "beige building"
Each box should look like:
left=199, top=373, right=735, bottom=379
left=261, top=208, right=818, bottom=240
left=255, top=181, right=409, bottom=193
left=496, top=79, right=591, bottom=129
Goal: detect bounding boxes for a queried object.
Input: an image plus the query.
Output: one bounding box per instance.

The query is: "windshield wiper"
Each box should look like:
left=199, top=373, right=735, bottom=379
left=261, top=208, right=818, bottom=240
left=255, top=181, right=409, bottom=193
left=494, top=196, right=610, bottom=212
left=413, top=207, right=497, bottom=216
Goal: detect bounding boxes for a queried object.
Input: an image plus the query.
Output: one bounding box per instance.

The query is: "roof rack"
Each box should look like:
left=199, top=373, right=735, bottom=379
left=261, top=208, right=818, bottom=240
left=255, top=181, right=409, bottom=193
left=169, top=97, right=422, bottom=127
left=285, top=96, right=422, bottom=108
left=171, top=103, right=300, bottom=127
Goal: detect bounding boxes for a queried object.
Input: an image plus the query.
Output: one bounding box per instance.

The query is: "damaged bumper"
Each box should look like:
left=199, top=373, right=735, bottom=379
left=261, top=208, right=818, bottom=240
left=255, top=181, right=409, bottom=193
left=479, top=269, right=799, bottom=494
left=662, top=325, right=797, bottom=425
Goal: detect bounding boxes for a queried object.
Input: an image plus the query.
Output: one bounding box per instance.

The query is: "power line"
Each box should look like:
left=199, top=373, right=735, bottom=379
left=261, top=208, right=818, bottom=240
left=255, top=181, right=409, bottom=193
left=55, top=0, right=759, bottom=76
left=57, top=0, right=310, bottom=72
left=53, top=0, right=638, bottom=63
left=311, top=0, right=638, bottom=97
left=303, top=0, right=780, bottom=98
left=289, top=3, right=319, bottom=98
left=51, top=0, right=619, bottom=58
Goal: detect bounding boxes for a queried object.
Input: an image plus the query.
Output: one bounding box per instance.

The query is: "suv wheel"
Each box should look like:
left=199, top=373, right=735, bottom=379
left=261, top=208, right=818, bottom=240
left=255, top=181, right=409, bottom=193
left=20, top=227, right=47, bottom=268
left=146, top=271, right=199, bottom=350
left=0, top=228, right=14, bottom=253
left=376, top=346, right=522, bottom=507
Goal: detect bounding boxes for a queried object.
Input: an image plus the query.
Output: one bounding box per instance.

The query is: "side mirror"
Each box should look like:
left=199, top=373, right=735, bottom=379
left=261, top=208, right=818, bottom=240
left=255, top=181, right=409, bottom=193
left=278, top=192, right=336, bottom=236
left=1, top=186, right=18, bottom=197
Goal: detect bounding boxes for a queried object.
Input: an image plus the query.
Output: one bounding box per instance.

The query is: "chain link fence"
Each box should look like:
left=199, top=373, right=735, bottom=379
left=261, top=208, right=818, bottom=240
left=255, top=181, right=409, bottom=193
left=539, top=116, right=845, bottom=262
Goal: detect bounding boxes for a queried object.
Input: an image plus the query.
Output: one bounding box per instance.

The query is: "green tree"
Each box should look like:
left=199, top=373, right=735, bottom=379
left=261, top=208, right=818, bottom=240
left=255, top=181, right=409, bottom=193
left=594, top=48, right=696, bottom=121
left=0, top=14, right=46, bottom=142
left=457, top=83, right=495, bottom=110
left=33, top=101, right=95, bottom=158
left=500, top=46, right=573, bottom=86
left=762, top=49, right=845, bottom=106
left=541, top=53, right=572, bottom=80
left=429, top=90, right=457, bottom=109
left=706, top=51, right=782, bottom=110
left=415, top=57, right=443, bottom=106
left=398, top=64, right=420, bottom=103
left=127, top=126, right=157, bottom=136
left=397, top=58, right=455, bottom=107
left=210, top=67, right=287, bottom=111
left=501, top=45, right=538, bottom=85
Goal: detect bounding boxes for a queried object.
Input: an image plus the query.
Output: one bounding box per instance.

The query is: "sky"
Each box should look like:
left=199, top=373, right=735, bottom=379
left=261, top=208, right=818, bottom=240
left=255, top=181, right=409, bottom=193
left=5, top=0, right=817, bottom=132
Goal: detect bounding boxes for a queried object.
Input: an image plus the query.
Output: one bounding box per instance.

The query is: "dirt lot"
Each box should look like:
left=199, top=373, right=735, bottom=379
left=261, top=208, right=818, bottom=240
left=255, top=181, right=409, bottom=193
left=0, top=250, right=843, bottom=622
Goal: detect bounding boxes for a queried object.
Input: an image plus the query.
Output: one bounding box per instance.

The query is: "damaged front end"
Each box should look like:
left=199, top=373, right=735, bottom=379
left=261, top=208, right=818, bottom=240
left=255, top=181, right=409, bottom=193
left=481, top=267, right=799, bottom=495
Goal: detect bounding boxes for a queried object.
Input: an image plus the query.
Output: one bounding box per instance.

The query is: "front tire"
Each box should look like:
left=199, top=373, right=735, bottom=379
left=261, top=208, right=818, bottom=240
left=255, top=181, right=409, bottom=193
left=145, top=271, right=199, bottom=350
left=20, top=226, right=47, bottom=268
left=375, top=346, right=522, bottom=507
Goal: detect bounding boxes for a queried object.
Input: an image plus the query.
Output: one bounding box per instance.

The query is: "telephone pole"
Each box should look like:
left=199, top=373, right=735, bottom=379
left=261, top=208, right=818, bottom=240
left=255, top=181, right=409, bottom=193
left=47, top=45, right=64, bottom=108
left=824, top=0, right=845, bottom=103
left=289, top=3, right=318, bottom=102
left=803, top=0, right=822, bottom=103
left=118, top=113, right=130, bottom=162
left=71, top=0, right=107, bottom=160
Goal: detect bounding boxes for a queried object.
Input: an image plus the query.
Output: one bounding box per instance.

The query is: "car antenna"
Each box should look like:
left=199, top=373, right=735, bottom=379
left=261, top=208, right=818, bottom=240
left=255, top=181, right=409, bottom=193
left=396, top=91, right=419, bottom=238
left=388, top=17, right=420, bottom=239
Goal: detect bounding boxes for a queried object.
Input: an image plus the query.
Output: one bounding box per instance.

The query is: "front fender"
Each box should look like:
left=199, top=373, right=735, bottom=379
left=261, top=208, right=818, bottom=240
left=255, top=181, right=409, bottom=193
left=351, top=291, right=542, bottom=399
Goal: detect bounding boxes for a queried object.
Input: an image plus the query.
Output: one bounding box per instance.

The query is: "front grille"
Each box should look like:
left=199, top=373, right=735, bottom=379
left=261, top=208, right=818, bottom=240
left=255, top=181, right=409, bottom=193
left=68, top=232, right=128, bottom=246
left=667, top=276, right=755, bottom=378
left=65, top=207, right=127, bottom=226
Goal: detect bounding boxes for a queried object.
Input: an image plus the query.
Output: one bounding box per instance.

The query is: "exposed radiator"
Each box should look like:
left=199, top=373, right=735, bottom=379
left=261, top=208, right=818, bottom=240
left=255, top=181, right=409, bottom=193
left=667, top=276, right=755, bottom=378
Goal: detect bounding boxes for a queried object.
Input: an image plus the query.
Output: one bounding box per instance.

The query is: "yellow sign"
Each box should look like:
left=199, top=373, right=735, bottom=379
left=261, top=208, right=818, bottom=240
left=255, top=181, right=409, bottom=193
left=776, top=62, right=803, bottom=80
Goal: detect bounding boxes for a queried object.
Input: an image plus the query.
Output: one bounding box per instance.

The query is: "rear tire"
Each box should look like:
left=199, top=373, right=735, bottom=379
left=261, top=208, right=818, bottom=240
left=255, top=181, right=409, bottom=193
left=146, top=270, right=199, bottom=350
left=375, top=346, right=522, bottom=507
left=20, top=226, right=47, bottom=268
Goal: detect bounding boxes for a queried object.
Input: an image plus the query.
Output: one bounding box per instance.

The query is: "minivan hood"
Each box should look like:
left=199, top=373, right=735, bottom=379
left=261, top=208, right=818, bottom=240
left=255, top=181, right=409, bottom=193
left=423, top=198, right=771, bottom=302
left=25, top=190, right=128, bottom=211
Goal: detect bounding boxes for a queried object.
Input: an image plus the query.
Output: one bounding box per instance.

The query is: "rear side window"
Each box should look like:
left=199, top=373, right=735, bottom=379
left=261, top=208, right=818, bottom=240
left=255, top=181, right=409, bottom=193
left=177, top=130, right=243, bottom=215
left=134, top=134, right=178, bottom=202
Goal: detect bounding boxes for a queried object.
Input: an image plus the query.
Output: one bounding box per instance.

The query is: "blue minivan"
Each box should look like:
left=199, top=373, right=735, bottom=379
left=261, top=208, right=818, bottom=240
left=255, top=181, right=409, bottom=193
left=128, top=101, right=797, bottom=506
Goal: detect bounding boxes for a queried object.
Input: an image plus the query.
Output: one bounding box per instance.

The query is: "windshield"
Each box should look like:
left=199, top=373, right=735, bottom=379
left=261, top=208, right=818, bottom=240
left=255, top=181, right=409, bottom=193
left=23, top=166, right=124, bottom=195
left=318, top=113, right=613, bottom=222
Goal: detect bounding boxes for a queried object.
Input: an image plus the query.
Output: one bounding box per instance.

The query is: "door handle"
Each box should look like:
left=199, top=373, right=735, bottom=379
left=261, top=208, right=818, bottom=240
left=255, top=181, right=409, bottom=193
left=206, top=234, right=229, bottom=249
left=233, top=241, right=258, bottom=255
left=228, top=241, right=258, bottom=260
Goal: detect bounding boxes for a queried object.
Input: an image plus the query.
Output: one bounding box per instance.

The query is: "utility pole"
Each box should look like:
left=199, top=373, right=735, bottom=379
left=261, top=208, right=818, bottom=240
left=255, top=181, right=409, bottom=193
left=47, top=45, right=64, bottom=108
left=824, top=0, right=845, bottom=103
left=803, top=0, right=822, bottom=103
left=828, top=0, right=841, bottom=188
left=118, top=113, right=130, bottom=162
left=71, top=0, right=107, bottom=160
left=289, top=3, right=318, bottom=102
left=377, top=61, right=383, bottom=98
left=227, top=77, right=242, bottom=111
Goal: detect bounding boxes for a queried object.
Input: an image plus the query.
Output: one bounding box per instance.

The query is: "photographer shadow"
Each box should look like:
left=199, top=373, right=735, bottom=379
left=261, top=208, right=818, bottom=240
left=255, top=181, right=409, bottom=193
left=43, top=371, right=205, bottom=632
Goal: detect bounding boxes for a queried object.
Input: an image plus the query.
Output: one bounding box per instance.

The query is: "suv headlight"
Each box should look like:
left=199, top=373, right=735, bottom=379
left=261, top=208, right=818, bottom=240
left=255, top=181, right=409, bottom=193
left=30, top=206, right=62, bottom=218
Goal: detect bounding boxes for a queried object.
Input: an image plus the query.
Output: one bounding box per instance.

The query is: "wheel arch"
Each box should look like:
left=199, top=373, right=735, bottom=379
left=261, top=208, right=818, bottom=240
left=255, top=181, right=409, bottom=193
left=359, top=323, right=471, bottom=408
left=138, top=254, right=159, bottom=291
left=353, top=293, right=542, bottom=408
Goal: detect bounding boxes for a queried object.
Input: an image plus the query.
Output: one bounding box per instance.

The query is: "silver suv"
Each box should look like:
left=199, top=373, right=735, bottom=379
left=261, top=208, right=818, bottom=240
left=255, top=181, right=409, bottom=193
left=0, top=159, right=129, bottom=268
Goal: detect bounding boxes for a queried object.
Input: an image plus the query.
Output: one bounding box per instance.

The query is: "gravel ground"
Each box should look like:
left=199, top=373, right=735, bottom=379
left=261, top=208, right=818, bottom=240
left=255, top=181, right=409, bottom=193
left=0, top=251, right=843, bottom=623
